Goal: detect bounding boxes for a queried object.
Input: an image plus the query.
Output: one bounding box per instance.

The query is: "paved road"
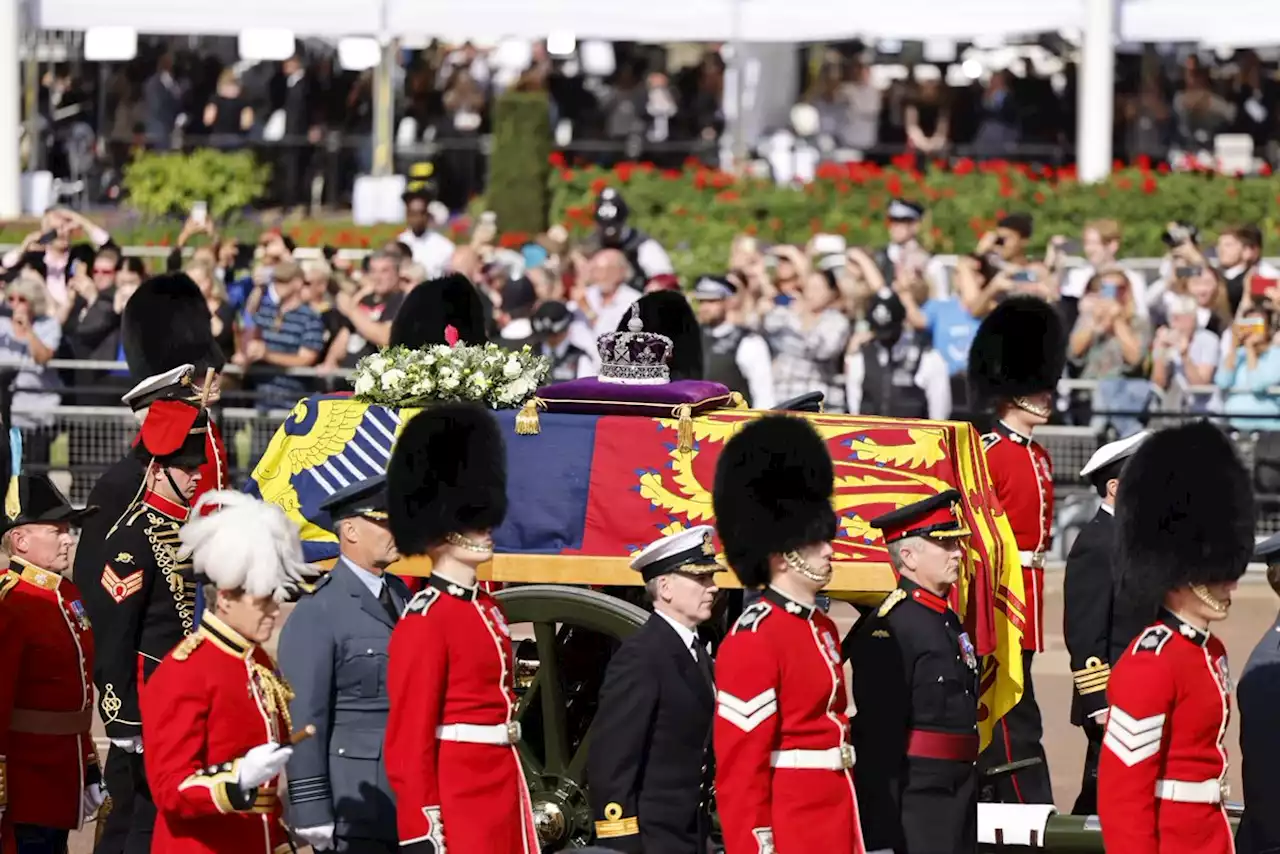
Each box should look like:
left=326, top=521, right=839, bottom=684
left=69, top=572, right=1279, bottom=852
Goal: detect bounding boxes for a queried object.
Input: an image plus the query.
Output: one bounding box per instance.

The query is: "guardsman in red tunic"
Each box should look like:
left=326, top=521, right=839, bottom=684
left=968, top=295, right=1064, bottom=805
left=711, top=416, right=865, bottom=854
left=141, top=491, right=312, bottom=854
left=383, top=403, right=538, bottom=854
left=1098, top=421, right=1251, bottom=854
left=0, top=476, right=104, bottom=851
left=0, top=570, right=19, bottom=853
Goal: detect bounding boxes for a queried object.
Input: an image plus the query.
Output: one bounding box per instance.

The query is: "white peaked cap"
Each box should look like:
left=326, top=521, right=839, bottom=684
left=1079, top=430, right=1150, bottom=478
left=179, top=491, right=310, bottom=601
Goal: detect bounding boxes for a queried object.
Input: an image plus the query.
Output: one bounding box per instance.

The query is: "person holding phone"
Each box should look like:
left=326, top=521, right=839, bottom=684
left=1068, top=270, right=1151, bottom=438
left=1215, top=305, right=1280, bottom=431
left=956, top=213, right=1056, bottom=318
left=0, top=275, right=61, bottom=464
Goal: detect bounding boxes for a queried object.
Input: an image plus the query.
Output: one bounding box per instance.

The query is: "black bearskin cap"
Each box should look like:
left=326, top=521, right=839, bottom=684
left=122, top=273, right=225, bottom=378
left=387, top=402, right=507, bottom=556
left=617, top=291, right=704, bottom=382
left=968, top=296, right=1065, bottom=403
left=1116, top=421, right=1254, bottom=608
left=712, top=416, right=837, bottom=588
left=390, top=273, right=489, bottom=349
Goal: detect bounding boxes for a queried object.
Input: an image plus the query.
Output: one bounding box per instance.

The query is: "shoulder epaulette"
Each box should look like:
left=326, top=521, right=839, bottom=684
left=1133, top=625, right=1173, bottom=656
left=404, top=587, right=440, bottom=617
left=877, top=588, right=907, bottom=618
left=981, top=432, right=1000, bottom=452
left=0, top=572, right=18, bottom=602
left=310, top=572, right=334, bottom=592
left=732, top=601, right=771, bottom=633
left=172, top=633, right=204, bottom=662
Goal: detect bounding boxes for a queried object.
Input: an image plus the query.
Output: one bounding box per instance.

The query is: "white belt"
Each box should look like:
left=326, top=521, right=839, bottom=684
left=769, top=746, right=855, bottom=771
left=435, top=722, right=522, bottom=746
left=1018, top=550, right=1045, bottom=569
left=1154, top=778, right=1226, bottom=804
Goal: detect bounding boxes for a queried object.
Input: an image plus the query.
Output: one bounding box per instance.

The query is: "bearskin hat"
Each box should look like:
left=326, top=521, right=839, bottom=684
left=968, top=296, right=1065, bottom=403
left=617, top=291, right=704, bottom=382
left=387, top=402, right=507, bottom=557
left=389, top=273, right=489, bottom=349
left=1116, top=421, right=1254, bottom=609
left=712, top=415, right=837, bottom=588
left=122, top=273, right=225, bottom=379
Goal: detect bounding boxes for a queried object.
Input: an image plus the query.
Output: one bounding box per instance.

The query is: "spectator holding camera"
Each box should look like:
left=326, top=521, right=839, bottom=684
left=237, top=261, right=324, bottom=411
left=1217, top=224, right=1265, bottom=313
left=1150, top=294, right=1221, bottom=414
left=1069, top=268, right=1151, bottom=438
left=762, top=263, right=851, bottom=410
left=956, top=213, right=1056, bottom=318
left=0, top=273, right=62, bottom=460
left=1216, top=306, right=1280, bottom=431
left=1060, top=220, right=1148, bottom=328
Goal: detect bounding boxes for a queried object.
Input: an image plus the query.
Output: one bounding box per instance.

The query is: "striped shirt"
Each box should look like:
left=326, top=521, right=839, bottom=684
left=252, top=301, right=324, bottom=410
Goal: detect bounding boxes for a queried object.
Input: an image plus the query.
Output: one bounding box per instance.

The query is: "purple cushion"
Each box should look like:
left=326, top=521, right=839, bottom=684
left=536, top=377, right=737, bottom=417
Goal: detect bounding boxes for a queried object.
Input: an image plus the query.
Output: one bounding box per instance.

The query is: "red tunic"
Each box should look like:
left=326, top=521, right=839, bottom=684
left=0, top=559, right=98, bottom=830
left=714, top=587, right=865, bottom=854
left=982, top=421, right=1054, bottom=652
left=384, top=573, right=538, bottom=853
left=141, top=611, right=293, bottom=854
left=198, top=417, right=229, bottom=501
left=1098, top=613, right=1235, bottom=854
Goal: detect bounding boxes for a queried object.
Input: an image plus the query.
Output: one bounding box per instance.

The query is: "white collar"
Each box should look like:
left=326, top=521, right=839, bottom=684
left=653, top=608, right=699, bottom=658
left=1100, top=503, right=1115, bottom=516
left=340, top=555, right=386, bottom=597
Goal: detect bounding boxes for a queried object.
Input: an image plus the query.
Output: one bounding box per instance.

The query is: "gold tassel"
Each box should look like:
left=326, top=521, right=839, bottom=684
left=730, top=391, right=748, bottom=409
left=675, top=404, right=694, bottom=453
left=515, top=397, right=544, bottom=435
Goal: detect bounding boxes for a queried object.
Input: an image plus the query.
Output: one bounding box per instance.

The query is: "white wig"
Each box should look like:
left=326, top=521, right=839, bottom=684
left=179, top=491, right=310, bottom=601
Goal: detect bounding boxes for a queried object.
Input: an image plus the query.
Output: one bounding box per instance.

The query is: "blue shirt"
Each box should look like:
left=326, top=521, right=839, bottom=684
left=922, top=298, right=980, bottom=376
left=1215, top=346, right=1280, bottom=431
left=251, top=300, right=324, bottom=410
left=338, top=555, right=400, bottom=610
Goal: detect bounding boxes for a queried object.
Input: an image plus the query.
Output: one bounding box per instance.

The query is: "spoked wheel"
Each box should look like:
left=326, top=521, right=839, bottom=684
left=495, top=585, right=649, bottom=851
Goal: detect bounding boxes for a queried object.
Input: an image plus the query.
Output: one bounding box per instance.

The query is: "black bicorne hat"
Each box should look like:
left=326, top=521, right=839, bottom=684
left=2, top=474, right=97, bottom=534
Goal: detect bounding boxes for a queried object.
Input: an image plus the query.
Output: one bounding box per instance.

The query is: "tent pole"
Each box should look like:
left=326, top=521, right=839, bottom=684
left=730, top=0, right=747, bottom=169
left=1077, top=0, right=1116, bottom=183
left=371, top=37, right=396, bottom=178
left=0, top=0, right=21, bottom=216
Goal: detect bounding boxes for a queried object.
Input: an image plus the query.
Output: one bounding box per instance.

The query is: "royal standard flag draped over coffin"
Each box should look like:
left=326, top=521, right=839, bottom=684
left=247, top=394, right=1026, bottom=748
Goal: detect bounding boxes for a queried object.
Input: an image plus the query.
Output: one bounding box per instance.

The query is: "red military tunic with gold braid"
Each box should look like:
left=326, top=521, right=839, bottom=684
left=384, top=573, right=538, bottom=853
left=1098, top=612, right=1235, bottom=854
left=141, top=611, right=293, bottom=854
left=714, top=587, right=865, bottom=854
left=0, top=559, right=99, bottom=830
left=982, top=420, right=1054, bottom=652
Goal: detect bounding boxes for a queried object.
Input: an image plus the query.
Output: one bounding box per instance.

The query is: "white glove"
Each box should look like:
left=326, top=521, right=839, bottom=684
left=237, top=742, right=293, bottom=792
left=294, top=823, right=335, bottom=851
left=82, top=782, right=108, bottom=819
left=110, top=736, right=143, bottom=754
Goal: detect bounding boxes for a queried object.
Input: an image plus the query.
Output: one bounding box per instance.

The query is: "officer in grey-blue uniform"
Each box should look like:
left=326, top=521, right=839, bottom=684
left=278, top=475, right=410, bottom=853
left=1237, top=532, right=1280, bottom=854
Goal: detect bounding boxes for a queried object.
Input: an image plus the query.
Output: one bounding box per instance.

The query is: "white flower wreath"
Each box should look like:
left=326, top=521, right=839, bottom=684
left=352, top=340, right=550, bottom=409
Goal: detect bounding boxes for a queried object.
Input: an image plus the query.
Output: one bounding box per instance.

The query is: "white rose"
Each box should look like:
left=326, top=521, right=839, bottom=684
left=381, top=369, right=406, bottom=391
left=442, top=374, right=460, bottom=391
left=503, top=359, right=523, bottom=379
left=422, top=353, right=436, bottom=366
left=509, top=378, right=531, bottom=399
left=470, top=375, right=491, bottom=392
left=410, top=378, right=435, bottom=396
left=365, top=356, right=387, bottom=374
left=354, top=373, right=376, bottom=396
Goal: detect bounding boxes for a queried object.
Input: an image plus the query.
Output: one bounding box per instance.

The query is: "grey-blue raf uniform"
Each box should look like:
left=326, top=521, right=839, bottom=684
left=277, top=476, right=410, bottom=852
left=1237, top=532, right=1280, bottom=854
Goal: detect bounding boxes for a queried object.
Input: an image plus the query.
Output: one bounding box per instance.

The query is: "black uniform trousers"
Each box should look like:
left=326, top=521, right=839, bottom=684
left=1072, top=723, right=1104, bottom=815
left=335, top=839, right=398, bottom=853
left=94, top=748, right=155, bottom=854
left=979, top=649, right=1053, bottom=804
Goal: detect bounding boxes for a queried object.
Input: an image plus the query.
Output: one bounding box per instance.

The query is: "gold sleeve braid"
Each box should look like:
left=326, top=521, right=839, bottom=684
left=250, top=662, right=295, bottom=742
left=1072, top=656, right=1111, bottom=696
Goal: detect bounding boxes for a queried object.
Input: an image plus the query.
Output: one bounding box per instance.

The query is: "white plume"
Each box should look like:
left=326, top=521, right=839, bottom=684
left=179, top=491, right=310, bottom=601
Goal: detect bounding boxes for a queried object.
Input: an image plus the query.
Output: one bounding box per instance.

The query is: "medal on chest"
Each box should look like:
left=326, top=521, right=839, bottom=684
left=1216, top=657, right=1233, bottom=694
left=69, top=599, right=91, bottom=631
left=488, top=606, right=510, bottom=638
left=821, top=630, right=841, bottom=666
left=958, top=631, right=978, bottom=671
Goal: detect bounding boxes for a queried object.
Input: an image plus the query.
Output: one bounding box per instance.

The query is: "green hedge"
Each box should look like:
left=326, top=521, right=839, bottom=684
left=122, top=149, right=271, bottom=221
left=488, top=90, right=552, bottom=236
left=548, top=156, right=1280, bottom=281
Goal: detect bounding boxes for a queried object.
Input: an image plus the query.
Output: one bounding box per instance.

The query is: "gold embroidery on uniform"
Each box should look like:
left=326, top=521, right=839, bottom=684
left=146, top=514, right=195, bottom=634
left=250, top=662, right=295, bottom=743
left=99, top=684, right=139, bottom=726
left=173, top=634, right=204, bottom=661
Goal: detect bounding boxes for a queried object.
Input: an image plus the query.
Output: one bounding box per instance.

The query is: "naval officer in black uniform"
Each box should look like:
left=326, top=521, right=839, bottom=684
left=844, top=489, right=979, bottom=854
left=1236, top=532, right=1280, bottom=854
left=1062, top=430, right=1152, bottom=815
left=587, top=526, right=722, bottom=852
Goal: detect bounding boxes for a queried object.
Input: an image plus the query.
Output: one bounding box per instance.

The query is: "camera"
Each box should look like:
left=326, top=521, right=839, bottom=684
left=1162, top=222, right=1199, bottom=248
